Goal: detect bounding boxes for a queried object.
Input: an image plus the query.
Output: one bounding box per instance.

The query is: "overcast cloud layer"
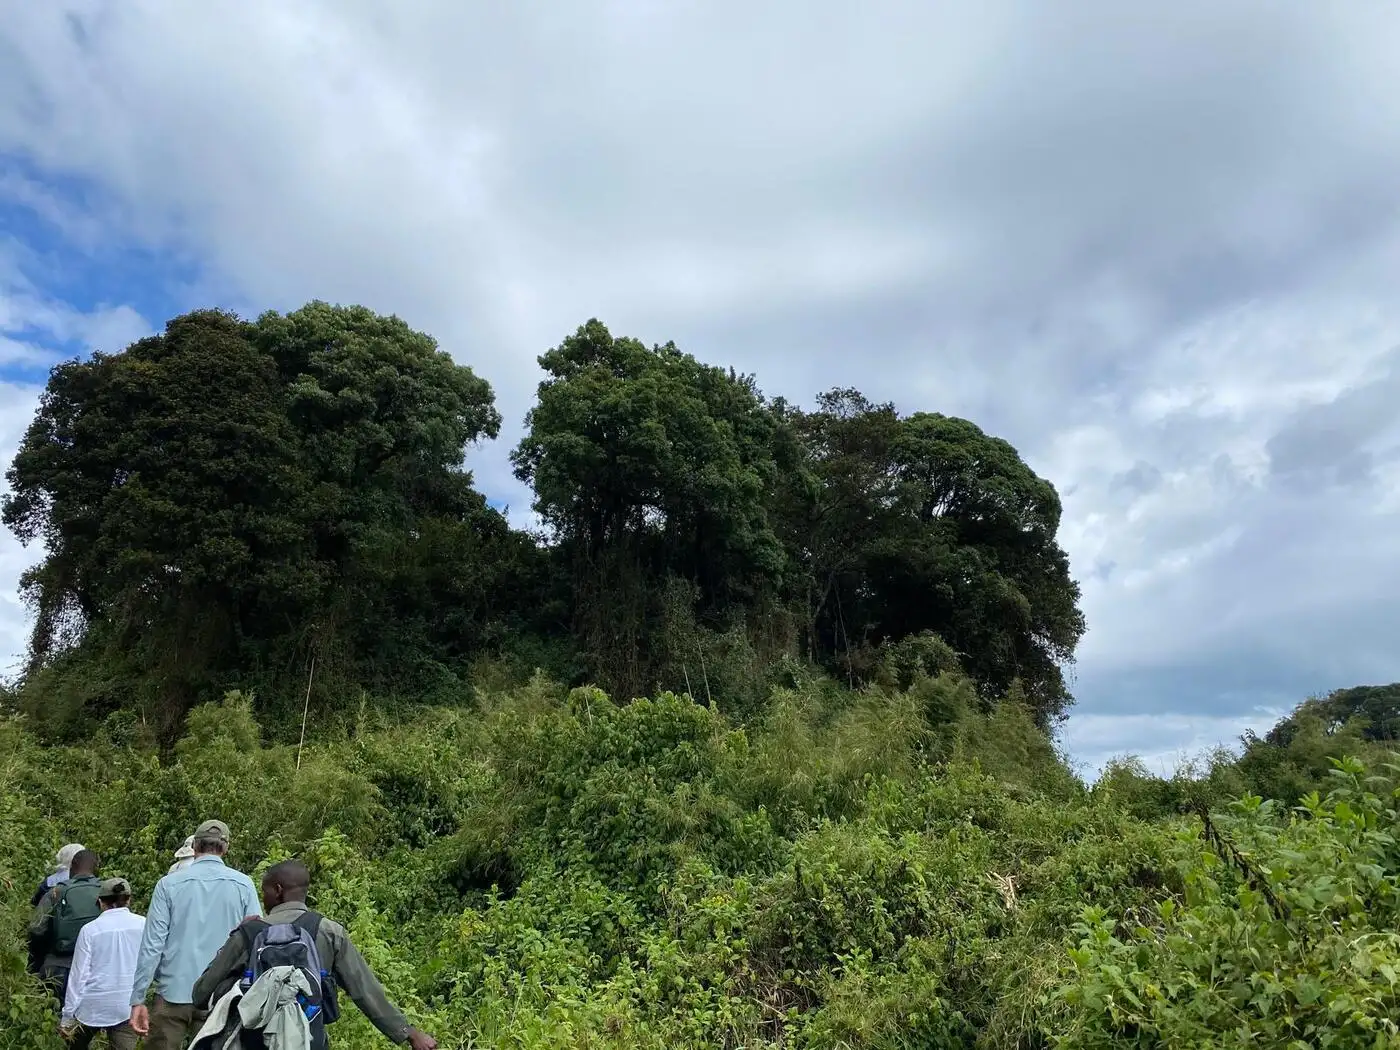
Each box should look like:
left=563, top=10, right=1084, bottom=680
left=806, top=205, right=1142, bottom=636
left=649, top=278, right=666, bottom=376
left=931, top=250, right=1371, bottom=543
left=3, top=0, right=1400, bottom=774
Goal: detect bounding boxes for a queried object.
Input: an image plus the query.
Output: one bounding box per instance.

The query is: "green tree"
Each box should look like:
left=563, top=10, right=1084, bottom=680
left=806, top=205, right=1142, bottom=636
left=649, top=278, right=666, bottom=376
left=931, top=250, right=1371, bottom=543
left=512, top=320, right=786, bottom=701
left=770, top=389, right=900, bottom=667
left=774, top=390, right=1084, bottom=724
left=1233, top=684, right=1400, bottom=805
left=4, top=302, right=512, bottom=734
left=1264, top=683, right=1400, bottom=745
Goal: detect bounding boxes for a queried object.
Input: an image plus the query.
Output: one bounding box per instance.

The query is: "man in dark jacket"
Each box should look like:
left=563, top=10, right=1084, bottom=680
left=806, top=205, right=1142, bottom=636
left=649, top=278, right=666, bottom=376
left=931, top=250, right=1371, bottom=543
left=192, top=859, right=436, bottom=1049
left=29, top=849, right=103, bottom=1004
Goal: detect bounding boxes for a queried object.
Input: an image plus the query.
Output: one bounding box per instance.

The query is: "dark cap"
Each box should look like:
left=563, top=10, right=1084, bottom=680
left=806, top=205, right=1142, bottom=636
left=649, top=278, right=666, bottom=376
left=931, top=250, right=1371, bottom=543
left=99, top=877, right=132, bottom=898
left=193, top=819, right=230, bottom=844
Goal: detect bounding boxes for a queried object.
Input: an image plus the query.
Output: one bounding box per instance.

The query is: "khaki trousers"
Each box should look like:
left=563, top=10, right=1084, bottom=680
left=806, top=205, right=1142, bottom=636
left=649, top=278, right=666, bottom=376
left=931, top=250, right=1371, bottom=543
left=69, top=1021, right=138, bottom=1050
left=144, top=995, right=207, bottom=1050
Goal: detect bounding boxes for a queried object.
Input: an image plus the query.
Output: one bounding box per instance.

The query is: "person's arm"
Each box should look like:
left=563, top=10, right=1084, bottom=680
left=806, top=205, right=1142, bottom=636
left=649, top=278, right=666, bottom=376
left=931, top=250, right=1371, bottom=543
left=31, top=878, right=49, bottom=908
left=192, top=926, right=248, bottom=1009
left=130, top=880, right=170, bottom=1006
left=28, top=886, right=57, bottom=939
left=327, top=926, right=415, bottom=1044
left=240, top=875, right=261, bottom=920
left=61, top=926, right=92, bottom=1028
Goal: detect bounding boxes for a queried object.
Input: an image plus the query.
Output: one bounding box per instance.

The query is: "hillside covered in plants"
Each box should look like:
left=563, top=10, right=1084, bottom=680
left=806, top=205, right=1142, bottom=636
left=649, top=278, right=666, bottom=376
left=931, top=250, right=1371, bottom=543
left=3, top=303, right=1400, bottom=1048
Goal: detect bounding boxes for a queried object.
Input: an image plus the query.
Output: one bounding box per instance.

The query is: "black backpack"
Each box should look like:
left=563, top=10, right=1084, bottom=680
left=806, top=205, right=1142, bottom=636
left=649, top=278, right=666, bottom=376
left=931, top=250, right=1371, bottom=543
left=236, top=912, right=339, bottom=1050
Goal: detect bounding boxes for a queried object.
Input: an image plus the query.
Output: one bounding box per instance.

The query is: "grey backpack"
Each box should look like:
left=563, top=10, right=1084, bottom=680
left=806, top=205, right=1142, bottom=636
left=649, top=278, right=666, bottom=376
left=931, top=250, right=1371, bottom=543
left=236, top=912, right=338, bottom=1050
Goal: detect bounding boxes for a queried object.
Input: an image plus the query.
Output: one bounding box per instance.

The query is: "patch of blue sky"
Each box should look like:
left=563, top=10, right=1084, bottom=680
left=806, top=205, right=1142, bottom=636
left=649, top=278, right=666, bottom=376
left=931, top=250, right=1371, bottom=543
left=0, top=154, right=206, bottom=381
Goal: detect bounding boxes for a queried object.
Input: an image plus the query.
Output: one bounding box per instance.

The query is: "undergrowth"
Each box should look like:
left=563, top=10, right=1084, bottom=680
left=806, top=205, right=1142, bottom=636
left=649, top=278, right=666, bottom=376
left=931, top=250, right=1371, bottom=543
left=2, top=674, right=1396, bottom=1048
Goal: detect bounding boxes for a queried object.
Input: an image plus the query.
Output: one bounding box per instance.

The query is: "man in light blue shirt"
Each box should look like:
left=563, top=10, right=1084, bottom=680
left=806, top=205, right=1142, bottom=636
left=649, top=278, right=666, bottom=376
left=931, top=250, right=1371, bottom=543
left=128, top=820, right=259, bottom=1050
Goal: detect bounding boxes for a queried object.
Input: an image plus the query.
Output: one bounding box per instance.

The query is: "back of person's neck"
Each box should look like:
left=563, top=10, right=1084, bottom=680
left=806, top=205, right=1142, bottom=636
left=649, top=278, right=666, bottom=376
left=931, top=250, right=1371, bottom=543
left=192, top=853, right=225, bottom=864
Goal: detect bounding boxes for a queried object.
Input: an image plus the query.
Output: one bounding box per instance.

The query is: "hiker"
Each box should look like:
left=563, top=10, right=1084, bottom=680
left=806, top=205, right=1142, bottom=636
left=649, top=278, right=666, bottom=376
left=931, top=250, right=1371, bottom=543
left=60, top=877, right=146, bottom=1050
left=190, top=859, right=437, bottom=1050
left=129, top=820, right=260, bottom=1050
left=168, top=836, right=196, bottom=874
left=28, top=842, right=86, bottom=975
left=32, top=843, right=87, bottom=907
left=29, top=848, right=103, bottom=1004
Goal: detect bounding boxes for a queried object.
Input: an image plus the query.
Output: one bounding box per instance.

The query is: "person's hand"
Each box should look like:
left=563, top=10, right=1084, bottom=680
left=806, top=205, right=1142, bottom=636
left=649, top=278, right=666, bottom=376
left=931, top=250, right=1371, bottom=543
left=58, top=1021, right=76, bottom=1041
left=130, top=1005, right=150, bottom=1035
left=406, top=1028, right=437, bottom=1050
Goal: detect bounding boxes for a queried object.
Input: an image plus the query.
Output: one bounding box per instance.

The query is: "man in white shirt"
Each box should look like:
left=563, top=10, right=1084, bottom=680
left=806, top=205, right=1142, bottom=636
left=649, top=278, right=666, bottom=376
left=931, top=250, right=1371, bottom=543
left=61, top=878, right=145, bottom=1050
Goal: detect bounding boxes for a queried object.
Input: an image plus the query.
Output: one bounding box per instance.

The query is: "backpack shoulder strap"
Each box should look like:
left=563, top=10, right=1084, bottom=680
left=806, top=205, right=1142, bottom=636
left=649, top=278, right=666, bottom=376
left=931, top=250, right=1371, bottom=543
left=237, top=917, right=270, bottom=950
left=292, top=911, right=324, bottom=938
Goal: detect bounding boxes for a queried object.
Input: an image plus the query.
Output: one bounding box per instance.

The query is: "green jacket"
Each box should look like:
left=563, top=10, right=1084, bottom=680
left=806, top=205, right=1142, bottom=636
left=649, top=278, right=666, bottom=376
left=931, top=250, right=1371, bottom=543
left=191, top=901, right=412, bottom=1045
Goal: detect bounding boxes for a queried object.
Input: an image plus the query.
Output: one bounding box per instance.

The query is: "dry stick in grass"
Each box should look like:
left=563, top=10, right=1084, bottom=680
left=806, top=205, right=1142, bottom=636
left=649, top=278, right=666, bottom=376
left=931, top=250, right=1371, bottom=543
left=296, top=654, right=316, bottom=773
left=697, top=645, right=712, bottom=707
left=988, top=871, right=1018, bottom=911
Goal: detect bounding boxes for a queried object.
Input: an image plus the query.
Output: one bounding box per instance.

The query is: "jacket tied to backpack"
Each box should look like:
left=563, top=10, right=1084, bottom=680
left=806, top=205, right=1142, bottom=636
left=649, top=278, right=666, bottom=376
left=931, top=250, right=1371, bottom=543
left=239, top=966, right=313, bottom=1050
left=190, top=912, right=340, bottom=1050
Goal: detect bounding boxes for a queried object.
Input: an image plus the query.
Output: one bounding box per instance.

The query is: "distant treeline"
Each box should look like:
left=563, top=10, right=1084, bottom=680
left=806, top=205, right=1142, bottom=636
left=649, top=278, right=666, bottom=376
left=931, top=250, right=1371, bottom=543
left=1101, top=682, right=1400, bottom=812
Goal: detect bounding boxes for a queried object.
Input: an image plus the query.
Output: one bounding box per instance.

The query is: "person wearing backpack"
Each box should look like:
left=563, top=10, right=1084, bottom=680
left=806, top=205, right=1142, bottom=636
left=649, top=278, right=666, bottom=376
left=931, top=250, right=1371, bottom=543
left=32, top=843, right=87, bottom=907
left=190, top=859, right=436, bottom=1050
left=27, top=842, right=87, bottom=976
left=129, top=819, right=261, bottom=1050
left=60, top=878, right=146, bottom=1050
left=28, top=849, right=103, bottom=1004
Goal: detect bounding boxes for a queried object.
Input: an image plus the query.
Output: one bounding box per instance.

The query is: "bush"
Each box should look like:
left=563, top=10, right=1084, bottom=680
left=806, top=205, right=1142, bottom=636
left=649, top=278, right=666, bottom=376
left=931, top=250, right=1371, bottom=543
left=1059, top=755, right=1400, bottom=1048
left=5, top=679, right=1396, bottom=1048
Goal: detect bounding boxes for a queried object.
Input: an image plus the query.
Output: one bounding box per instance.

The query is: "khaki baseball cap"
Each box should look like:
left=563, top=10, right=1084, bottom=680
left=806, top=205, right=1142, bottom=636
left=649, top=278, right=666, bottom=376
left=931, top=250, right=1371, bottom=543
left=99, top=877, right=132, bottom=897
left=193, top=819, right=230, bottom=844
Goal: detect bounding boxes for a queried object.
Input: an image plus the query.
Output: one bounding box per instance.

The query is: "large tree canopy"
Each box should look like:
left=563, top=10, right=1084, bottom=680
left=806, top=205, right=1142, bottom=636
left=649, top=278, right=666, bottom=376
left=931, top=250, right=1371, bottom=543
left=512, top=319, right=786, bottom=699
left=774, top=389, right=1085, bottom=724
left=3, top=302, right=514, bottom=733
left=3, top=307, right=1086, bottom=737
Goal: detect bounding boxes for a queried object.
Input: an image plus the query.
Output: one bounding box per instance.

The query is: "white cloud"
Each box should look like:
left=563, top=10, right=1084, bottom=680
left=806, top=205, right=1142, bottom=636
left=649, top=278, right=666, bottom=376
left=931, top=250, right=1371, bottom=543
left=1060, top=710, right=1285, bottom=782
left=0, top=250, right=156, bottom=679
left=2, top=1, right=1400, bottom=763
left=0, top=372, right=47, bottom=679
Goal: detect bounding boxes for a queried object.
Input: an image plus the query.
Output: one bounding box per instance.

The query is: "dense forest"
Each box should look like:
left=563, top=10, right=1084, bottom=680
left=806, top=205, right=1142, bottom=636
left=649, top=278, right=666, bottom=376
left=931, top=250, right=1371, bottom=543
left=0, top=304, right=1083, bottom=740
left=2, top=302, right=1399, bottom=1048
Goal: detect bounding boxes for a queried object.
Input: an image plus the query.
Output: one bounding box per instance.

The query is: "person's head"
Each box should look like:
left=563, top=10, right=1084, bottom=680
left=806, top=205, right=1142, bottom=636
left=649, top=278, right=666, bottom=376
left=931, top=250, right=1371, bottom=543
left=53, top=843, right=84, bottom=873
left=69, top=849, right=100, bottom=877
left=98, top=877, right=132, bottom=910
left=260, top=859, right=310, bottom=912
left=173, top=835, right=195, bottom=862
left=191, top=820, right=231, bottom=858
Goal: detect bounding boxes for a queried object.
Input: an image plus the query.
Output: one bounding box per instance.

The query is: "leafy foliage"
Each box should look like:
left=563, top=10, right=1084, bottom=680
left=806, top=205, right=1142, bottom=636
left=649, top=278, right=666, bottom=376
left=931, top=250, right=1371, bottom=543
left=772, top=389, right=1085, bottom=725
left=3, top=303, right=528, bottom=735
left=6, top=299, right=1390, bottom=1047
left=6, top=671, right=1400, bottom=1048
left=4, top=304, right=1087, bottom=737
left=512, top=319, right=789, bottom=702
left=1061, top=758, right=1400, bottom=1048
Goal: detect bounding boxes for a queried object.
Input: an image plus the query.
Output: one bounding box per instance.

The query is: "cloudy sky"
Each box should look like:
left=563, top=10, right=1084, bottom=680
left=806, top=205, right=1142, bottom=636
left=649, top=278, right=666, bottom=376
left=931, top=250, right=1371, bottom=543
left=3, top=1, right=1399, bottom=775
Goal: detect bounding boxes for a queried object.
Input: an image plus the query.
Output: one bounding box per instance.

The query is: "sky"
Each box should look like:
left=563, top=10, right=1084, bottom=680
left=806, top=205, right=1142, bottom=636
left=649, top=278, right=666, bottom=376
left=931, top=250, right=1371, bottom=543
left=3, top=1, right=1400, bottom=777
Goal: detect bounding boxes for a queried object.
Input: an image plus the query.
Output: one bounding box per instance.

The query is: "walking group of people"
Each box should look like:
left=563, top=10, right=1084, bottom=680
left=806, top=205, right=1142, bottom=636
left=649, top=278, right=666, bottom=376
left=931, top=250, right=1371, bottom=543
left=27, top=821, right=437, bottom=1050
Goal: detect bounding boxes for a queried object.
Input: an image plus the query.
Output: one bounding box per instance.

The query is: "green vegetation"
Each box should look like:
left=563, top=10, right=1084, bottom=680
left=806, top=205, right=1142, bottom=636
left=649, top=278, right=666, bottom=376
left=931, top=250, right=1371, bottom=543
left=6, top=681, right=1400, bottom=1048
left=2, top=302, right=1397, bottom=1047
left=2, top=306, right=1083, bottom=735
